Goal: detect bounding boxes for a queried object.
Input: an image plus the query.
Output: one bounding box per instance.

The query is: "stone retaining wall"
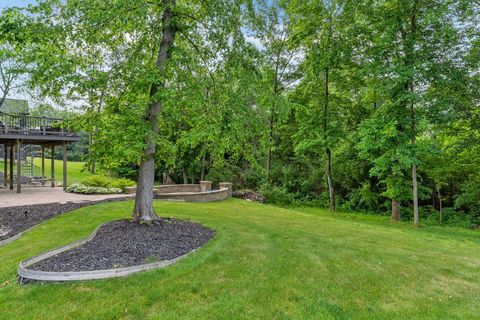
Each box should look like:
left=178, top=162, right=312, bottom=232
left=125, top=182, right=233, bottom=203
left=155, top=188, right=229, bottom=202
left=125, top=184, right=200, bottom=194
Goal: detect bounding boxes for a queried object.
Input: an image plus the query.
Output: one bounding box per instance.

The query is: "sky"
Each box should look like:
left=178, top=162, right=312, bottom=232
left=0, top=0, right=37, bottom=9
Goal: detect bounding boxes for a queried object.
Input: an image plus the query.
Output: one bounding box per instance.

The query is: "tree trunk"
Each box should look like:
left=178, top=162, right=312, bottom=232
left=436, top=186, right=443, bottom=223
left=89, top=131, right=97, bottom=174
left=200, top=152, right=206, bottom=181
left=409, top=1, right=419, bottom=226
left=391, top=199, right=401, bottom=221
left=88, top=132, right=92, bottom=172
left=0, top=82, right=10, bottom=109
left=412, top=163, right=419, bottom=226
left=182, top=165, right=188, bottom=184
left=133, top=0, right=177, bottom=223
left=323, top=67, right=335, bottom=211
left=0, top=94, right=7, bottom=110
left=326, top=147, right=335, bottom=211
left=266, top=107, right=274, bottom=179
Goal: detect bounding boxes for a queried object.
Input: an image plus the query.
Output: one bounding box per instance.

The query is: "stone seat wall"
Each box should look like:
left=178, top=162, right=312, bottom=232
left=124, top=182, right=233, bottom=203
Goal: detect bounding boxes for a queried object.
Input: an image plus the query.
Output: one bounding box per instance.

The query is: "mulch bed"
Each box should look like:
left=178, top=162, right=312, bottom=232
left=0, top=197, right=132, bottom=241
left=30, top=219, right=215, bottom=272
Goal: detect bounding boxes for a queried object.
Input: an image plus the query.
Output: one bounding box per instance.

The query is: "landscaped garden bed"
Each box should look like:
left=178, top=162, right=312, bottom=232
left=29, top=219, right=214, bottom=273
left=0, top=197, right=131, bottom=245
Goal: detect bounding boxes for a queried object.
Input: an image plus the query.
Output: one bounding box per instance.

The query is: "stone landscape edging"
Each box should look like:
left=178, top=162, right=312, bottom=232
left=0, top=231, right=24, bottom=247
left=18, top=222, right=194, bottom=282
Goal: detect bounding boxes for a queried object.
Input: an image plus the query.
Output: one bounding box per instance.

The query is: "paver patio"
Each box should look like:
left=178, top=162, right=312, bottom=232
left=0, top=187, right=132, bottom=208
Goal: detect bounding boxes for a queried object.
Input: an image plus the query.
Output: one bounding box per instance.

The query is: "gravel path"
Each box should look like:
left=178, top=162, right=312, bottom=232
left=31, top=219, right=215, bottom=272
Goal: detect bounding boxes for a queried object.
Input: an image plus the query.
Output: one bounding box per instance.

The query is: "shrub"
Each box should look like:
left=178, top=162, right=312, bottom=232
left=81, top=175, right=114, bottom=188
left=260, top=184, right=295, bottom=205
left=67, top=184, right=123, bottom=195
left=425, top=207, right=473, bottom=228
left=110, top=178, right=136, bottom=190
left=80, top=175, right=135, bottom=191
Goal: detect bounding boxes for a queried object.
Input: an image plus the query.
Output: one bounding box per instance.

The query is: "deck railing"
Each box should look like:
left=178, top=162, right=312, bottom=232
left=0, top=112, right=76, bottom=136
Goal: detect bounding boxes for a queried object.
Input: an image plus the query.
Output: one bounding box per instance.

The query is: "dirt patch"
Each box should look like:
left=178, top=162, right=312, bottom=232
left=233, top=190, right=266, bottom=203
left=30, top=219, right=214, bottom=272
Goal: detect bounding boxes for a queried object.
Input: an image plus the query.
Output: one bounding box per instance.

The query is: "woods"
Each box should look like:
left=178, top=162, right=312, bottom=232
left=1, top=0, right=478, bottom=226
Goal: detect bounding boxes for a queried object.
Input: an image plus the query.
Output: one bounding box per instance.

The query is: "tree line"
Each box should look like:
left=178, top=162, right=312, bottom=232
left=0, top=0, right=478, bottom=226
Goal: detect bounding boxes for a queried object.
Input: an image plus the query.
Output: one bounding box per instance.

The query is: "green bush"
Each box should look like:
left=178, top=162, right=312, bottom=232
left=110, top=178, right=136, bottom=190
left=260, top=184, right=295, bottom=205
left=80, top=175, right=135, bottom=191
left=81, top=175, right=114, bottom=188
left=67, top=184, right=123, bottom=194
left=425, top=207, right=473, bottom=228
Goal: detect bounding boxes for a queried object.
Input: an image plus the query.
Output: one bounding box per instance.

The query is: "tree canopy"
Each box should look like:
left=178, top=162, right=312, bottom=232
left=1, top=0, right=478, bottom=226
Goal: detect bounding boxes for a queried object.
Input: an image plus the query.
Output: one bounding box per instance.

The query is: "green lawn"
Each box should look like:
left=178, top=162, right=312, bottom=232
left=0, top=158, right=91, bottom=185
left=31, top=158, right=91, bottom=185
left=0, top=199, right=479, bottom=319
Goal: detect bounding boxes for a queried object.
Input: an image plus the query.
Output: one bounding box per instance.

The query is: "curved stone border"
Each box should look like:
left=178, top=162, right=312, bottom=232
left=0, top=197, right=133, bottom=248
left=125, top=184, right=200, bottom=194
left=1, top=225, right=36, bottom=247
left=125, top=182, right=233, bottom=203
left=155, top=188, right=229, bottom=202
left=18, top=222, right=195, bottom=282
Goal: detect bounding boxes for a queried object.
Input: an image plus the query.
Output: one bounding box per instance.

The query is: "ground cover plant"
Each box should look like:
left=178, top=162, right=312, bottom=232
left=66, top=175, right=135, bottom=194
left=0, top=199, right=479, bottom=319
left=66, top=184, right=123, bottom=195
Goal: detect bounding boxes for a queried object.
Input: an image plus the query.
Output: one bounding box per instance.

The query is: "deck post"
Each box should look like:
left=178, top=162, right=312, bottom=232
left=51, top=145, right=55, bottom=188
left=16, top=140, right=21, bottom=193
left=3, top=144, right=7, bottom=187
left=9, top=144, right=13, bottom=190
left=41, top=146, right=45, bottom=186
left=63, top=141, right=67, bottom=191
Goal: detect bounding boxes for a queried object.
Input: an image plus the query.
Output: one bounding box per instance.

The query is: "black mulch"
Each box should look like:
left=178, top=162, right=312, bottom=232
left=30, top=219, right=215, bottom=272
left=0, top=197, right=132, bottom=241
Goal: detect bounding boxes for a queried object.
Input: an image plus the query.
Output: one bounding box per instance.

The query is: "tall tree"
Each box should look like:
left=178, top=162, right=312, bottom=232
left=27, top=0, right=250, bottom=223
left=253, top=1, right=300, bottom=180
left=287, top=0, right=358, bottom=211
left=133, top=0, right=177, bottom=222
left=0, top=9, right=28, bottom=109
left=358, top=0, right=471, bottom=223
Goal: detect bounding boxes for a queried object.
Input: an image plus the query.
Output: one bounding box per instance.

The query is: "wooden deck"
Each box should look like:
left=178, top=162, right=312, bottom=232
left=0, top=112, right=80, bottom=145
left=0, top=112, right=80, bottom=193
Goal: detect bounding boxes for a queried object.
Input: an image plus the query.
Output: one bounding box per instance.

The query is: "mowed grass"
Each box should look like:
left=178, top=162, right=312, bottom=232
left=31, top=157, right=91, bottom=185
left=0, top=199, right=479, bottom=319
left=0, top=158, right=91, bottom=185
